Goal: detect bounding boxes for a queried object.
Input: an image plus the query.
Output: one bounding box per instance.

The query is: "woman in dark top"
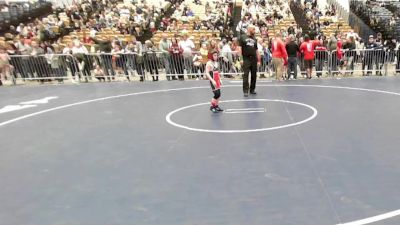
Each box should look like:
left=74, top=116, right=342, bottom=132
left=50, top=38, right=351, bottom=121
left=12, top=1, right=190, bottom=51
left=168, top=37, right=184, bottom=80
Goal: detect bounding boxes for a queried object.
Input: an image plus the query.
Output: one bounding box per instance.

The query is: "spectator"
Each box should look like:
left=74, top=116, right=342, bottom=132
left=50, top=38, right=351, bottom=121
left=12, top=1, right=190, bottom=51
left=126, top=38, right=145, bottom=81
left=0, top=47, right=12, bottom=86
left=111, top=44, right=129, bottom=81
left=362, top=35, right=378, bottom=76
left=94, top=64, right=106, bottom=82
left=314, top=39, right=328, bottom=78
left=144, top=40, right=159, bottom=81
left=169, top=37, right=184, bottom=80
left=327, top=34, right=338, bottom=75
left=159, top=34, right=172, bottom=75
left=343, top=36, right=356, bottom=76
left=179, top=31, right=195, bottom=78
left=271, top=32, right=288, bottom=81
left=299, top=34, right=320, bottom=79
left=285, top=35, right=300, bottom=79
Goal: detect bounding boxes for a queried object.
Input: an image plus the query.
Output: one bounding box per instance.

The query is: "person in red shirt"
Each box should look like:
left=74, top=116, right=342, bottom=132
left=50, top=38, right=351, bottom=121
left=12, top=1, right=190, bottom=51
left=300, top=35, right=320, bottom=79
left=271, top=32, right=288, bottom=81
left=337, top=37, right=344, bottom=73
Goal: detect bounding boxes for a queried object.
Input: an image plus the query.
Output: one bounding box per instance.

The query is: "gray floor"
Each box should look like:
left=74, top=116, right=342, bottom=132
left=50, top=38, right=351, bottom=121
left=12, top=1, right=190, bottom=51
left=1, top=77, right=400, bottom=225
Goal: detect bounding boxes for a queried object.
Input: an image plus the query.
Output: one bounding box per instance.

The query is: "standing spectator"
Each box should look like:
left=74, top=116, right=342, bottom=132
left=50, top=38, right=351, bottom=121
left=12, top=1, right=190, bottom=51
left=362, top=35, right=378, bottom=76
left=72, top=41, right=90, bottom=81
left=30, top=40, right=47, bottom=82
left=315, top=39, right=328, bottom=78
left=144, top=40, right=159, bottom=81
left=271, top=32, right=288, bottom=81
left=111, top=44, right=130, bottom=81
left=63, top=42, right=79, bottom=80
left=385, top=38, right=397, bottom=68
left=343, top=36, right=356, bottom=76
left=336, top=36, right=344, bottom=73
left=159, top=34, right=172, bottom=76
left=261, top=42, right=272, bottom=77
left=169, top=37, right=184, bottom=80
left=328, top=34, right=338, bottom=76
left=285, top=35, right=300, bottom=79
left=300, top=34, right=320, bottom=79
left=0, top=47, right=12, bottom=86
left=374, top=38, right=385, bottom=76
left=179, top=32, right=195, bottom=78
left=126, top=38, right=145, bottom=81
left=221, top=39, right=233, bottom=76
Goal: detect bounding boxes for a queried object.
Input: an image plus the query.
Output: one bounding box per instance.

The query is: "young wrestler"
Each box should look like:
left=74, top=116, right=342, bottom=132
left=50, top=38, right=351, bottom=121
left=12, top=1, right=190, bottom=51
left=205, top=51, right=223, bottom=113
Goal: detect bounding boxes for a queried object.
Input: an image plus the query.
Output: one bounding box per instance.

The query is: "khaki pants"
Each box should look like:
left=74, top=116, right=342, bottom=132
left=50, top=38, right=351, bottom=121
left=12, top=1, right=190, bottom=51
left=272, top=57, right=284, bottom=80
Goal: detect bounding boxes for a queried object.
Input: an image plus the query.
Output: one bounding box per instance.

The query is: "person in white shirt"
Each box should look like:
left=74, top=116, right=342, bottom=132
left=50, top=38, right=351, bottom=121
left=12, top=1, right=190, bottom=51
left=62, top=43, right=74, bottom=54
left=133, top=13, right=143, bottom=23
left=72, top=42, right=90, bottom=81
left=236, top=13, right=252, bottom=34
left=120, top=6, right=131, bottom=19
left=179, top=32, right=196, bottom=77
left=16, top=23, right=24, bottom=34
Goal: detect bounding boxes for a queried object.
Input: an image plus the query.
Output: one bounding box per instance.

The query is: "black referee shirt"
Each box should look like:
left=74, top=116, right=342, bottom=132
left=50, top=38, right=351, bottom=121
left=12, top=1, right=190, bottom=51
left=239, top=34, right=258, bottom=58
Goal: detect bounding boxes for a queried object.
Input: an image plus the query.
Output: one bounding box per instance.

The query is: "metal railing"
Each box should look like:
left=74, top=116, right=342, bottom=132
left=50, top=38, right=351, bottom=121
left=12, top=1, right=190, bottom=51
left=2, top=49, right=399, bottom=84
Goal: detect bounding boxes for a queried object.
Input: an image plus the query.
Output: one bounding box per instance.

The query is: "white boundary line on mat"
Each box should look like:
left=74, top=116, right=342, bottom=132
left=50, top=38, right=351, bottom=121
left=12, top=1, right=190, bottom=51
left=337, top=209, right=400, bottom=225
left=165, top=99, right=318, bottom=133
left=1, top=84, right=400, bottom=225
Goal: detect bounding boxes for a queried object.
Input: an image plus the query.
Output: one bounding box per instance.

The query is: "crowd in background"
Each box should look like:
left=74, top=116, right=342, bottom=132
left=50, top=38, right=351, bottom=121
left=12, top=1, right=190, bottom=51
left=237, top=0, right=295, bottom=36
left=2, top=0, right=400, bottom=85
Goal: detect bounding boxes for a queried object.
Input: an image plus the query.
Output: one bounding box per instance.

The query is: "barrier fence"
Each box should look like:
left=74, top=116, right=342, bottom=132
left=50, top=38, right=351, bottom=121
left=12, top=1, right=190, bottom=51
left=3, top=49, right=400, bottom=84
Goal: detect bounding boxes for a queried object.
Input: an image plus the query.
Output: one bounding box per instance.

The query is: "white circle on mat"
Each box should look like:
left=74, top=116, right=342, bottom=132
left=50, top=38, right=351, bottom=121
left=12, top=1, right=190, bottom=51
left=165, top=99, right=318, bottom=133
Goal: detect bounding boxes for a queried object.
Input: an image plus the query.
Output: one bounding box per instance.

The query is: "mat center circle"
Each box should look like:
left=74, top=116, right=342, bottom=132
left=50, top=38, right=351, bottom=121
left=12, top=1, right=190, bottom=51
left=166, top=99, right=318, bottom=133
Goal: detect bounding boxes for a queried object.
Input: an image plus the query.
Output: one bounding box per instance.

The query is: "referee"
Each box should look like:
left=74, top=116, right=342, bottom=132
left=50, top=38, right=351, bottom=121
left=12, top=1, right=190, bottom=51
left=238, top=25, right=261, bottom=97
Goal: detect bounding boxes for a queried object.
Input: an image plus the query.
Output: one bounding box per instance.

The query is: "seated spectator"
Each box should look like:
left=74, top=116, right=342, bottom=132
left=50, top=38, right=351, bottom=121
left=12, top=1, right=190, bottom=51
left=94, top=64, right=106, bottom=82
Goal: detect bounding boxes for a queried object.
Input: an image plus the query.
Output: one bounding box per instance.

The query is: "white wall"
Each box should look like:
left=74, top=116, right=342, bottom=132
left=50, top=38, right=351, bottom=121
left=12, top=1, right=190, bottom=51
left=338, top=0, right=349, bottom=11
left=320, top=0, right=349, bottom=11
left=318, top=0, right=328, bottom=11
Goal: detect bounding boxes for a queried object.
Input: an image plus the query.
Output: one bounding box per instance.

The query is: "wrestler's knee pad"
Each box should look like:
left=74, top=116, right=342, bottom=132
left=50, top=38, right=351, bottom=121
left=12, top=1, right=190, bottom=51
left=214, top=89, right=221, bottom=99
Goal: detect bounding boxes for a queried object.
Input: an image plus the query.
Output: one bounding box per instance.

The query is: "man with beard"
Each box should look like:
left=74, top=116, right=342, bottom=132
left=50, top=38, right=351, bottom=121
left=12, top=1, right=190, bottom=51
left=238, top=25, right=260, bottom=97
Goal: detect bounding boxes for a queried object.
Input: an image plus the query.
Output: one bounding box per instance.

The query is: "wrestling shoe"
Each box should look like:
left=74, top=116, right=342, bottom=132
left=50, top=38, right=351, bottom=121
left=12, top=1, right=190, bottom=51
left=210, top=106, right=218, bottom=113
left=215, top=106, right=224, bottom=112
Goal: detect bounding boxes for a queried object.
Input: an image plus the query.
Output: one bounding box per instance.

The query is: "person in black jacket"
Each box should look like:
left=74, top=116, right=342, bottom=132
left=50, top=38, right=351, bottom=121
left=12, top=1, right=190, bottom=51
left=285, top=35, right=300, bottom=79
left=343, top=36, right=356, bottom=76
left=362, top=35, right=378, bottom=76
left=374, top=39, right=385, bottom=76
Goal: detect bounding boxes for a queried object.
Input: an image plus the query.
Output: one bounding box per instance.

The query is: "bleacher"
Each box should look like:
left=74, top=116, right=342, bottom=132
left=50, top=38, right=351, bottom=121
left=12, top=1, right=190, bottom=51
left=320, top=18, right=353, bottom=37
left=0, top=0, right=52, bottom=33
left=350, top=0, right=398, bottom=39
